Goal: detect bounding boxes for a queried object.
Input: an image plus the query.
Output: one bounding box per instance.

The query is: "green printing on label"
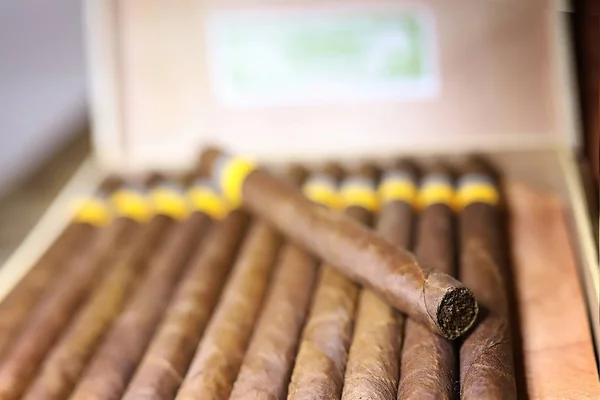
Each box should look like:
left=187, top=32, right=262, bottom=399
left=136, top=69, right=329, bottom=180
left=207, top=7, right=438, bottom=106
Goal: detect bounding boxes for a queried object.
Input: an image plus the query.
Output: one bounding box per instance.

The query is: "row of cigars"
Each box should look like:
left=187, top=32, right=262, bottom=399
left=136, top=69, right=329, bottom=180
left=0, top=148, right=526, bottom=399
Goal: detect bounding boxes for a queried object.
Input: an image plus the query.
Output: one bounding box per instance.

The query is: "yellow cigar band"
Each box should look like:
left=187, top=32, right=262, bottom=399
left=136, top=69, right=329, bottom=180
left=219, top=157, right=256, bottom=208
left=340, top=184, right=379, bottom=212
left=454, top=183, right=499, bottom=210
left=71, top=197, right=112, bottom=226
left=417, top=183, right=454, bottom=210
left=378, top=179, right=417, bottom=206
left=111, top=189, right=154, bottom=223
left=187, top=186, right=228, bottom=219
left=150, top=188, right=190, bottom=220
left=303, top=181, right=341, bottom=209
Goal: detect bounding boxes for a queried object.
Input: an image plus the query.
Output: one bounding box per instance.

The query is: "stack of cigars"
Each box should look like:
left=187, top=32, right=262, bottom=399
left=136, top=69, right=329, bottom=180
left=0, top=147, right=597, bottom=400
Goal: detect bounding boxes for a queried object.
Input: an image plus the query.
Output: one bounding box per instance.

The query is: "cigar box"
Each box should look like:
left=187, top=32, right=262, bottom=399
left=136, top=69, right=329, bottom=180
left=1, top=0, right=599, bottom=397
left=572, top=0, right=599, bottom=187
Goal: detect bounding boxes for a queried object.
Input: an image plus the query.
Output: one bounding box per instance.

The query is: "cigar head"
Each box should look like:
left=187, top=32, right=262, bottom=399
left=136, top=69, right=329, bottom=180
left=424, top=271, right=479, bottom=340
left=352, top=163, right=380, bottom=182
left=179, top=170, right=199, bottom=186
left=283, top=164, right=308, bottom=186
left=461, top=157, right=499, bottom=182
left=119, top=172, right=162, bottom=190
left=320, top=163, right=345, bottom=182
left=97, top=175, right=123, bottom=194
left=141, top=172, right=163, bottom=188
left=425, top=162, right=454, bottom=179
left=392, top=159, right=420, bottom=179
left=198, top=146, right=226, bottom=178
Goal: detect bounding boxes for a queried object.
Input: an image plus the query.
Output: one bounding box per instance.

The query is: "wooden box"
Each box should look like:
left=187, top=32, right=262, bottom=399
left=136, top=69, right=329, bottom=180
left=1, top=0, right=598, bottom=397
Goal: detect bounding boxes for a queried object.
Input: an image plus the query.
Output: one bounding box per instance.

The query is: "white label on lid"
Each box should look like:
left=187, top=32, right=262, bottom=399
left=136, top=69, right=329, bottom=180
left=205, top=4, right=439, bottom=108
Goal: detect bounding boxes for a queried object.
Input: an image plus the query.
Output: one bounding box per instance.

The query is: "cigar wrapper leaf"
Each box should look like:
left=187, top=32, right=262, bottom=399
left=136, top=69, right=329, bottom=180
left=70, top=180, right=215, bottom=400
left=0, top=179, right=120, bottom=358
left=288, top=166, right=375, bottom=400
left=0, top=200, right=136, bottom=399
left=343, top=164, right=417, bottom=400
left=22, top=179, right=182, bottom=400
left=457, top=167, right=517, bottom=399
left=122, top=182, right=249, bottom=400
left=200, top=149, right=478, bottom=340
left=174, top=169, right=305, bottom=400
left=398, top=168, right=457, bottom=400
left=229, top=169, right=335, bottom=400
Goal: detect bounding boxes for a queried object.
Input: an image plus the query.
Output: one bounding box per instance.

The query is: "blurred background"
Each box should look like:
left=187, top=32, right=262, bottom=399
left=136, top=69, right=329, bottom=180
left=0, top=0, right=89, bottom=261
left=0, top=1, right=597, bottom=262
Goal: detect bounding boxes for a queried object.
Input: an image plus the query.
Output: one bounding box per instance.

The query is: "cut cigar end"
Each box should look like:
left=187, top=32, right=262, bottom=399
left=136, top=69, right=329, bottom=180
left=437, top=286, right=479, bottom=340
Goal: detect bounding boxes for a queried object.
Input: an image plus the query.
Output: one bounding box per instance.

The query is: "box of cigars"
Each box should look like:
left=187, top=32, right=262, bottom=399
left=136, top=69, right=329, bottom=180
left=0, top=0, right=598, bottom=399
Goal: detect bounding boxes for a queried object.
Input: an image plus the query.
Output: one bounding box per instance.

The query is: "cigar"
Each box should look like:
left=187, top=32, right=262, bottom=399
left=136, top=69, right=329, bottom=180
left=121, top=204, right=249, bottom=398
left=0, top=177, right=119, bottom=358
left=21, top=176, right=189, bottom=400
left=0, top=180, right=141, bottom=400
left=457, top=161, right=517, bottom=399
left=70, top=179, right=216, bottom=400
left=397, top=166, right=457, bottom=400
left=342, top=161, right=417, bottom=400
left=200, top=148, right=478, bottom=339
left=174, top=169, right=304, bottom=400
left=229, top=167, right=335, bottom=400
left=288, top=164, right=377, bottom=400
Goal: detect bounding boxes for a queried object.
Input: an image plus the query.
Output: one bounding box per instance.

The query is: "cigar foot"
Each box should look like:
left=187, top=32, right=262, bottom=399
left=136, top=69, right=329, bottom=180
left=437, top=286, right=478, bottom=340
left=422, top=271, right=478, bottom=339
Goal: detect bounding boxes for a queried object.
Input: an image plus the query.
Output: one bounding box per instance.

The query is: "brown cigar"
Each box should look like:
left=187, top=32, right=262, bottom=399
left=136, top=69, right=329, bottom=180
left=200, top=148, right=478, bottom=339
left=288, top=164, right=377, bottom=400
left=21, top=176, right=186, bottom=400
left=0, top=180, right=139, bottom=400
left=121, top=210, right=250, bottom=400
left=457, top=161, right=517, bottom=399
left=228, top=166, right=335, bottom=400
left=0, top=177, right=120, bottom=358
left=174, top=169, right=305, bottom=400
left=70, top=179, right=215, bottom=400
left=398, top=165, right=457, bottom=400
left=342, top=161, right=417, bottom=400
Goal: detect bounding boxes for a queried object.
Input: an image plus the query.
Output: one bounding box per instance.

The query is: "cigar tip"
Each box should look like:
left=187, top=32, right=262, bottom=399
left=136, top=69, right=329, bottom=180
left=284, top=164, right=309, bottom=185
left=178, top=170, right=198, bottom=186
left=142, top=172, right=164, bottom=187
left=425, top=162, right=453, bottom=178
left=392, top=159, right=420, bottom=177
left=98, top=175, right=123, bottom=193
left=353, top=163, right=381, bottom=182
left=122, top=172, right=162, bottom=188
left=461, top=157, right=499, bottom=180
left=200, top=145, right=225, bottom=157
left=321, top=163, right=345, bottom=182
left=197, top=146, right=226, bottom=177
left=437, top=286, right=479, bottom=340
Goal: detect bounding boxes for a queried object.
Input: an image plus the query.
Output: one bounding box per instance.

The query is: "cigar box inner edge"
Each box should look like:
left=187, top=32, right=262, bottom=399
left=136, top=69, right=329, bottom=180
left=0, top=148, right=597, bottom=373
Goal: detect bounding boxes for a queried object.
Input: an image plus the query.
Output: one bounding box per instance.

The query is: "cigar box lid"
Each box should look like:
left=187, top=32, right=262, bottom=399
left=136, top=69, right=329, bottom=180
left=85, top=0, right=580, bottom=172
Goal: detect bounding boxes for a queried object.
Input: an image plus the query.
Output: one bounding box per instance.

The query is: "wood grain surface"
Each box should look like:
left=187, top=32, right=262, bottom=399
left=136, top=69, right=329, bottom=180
left=505, top=181, right=600, bottom=399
